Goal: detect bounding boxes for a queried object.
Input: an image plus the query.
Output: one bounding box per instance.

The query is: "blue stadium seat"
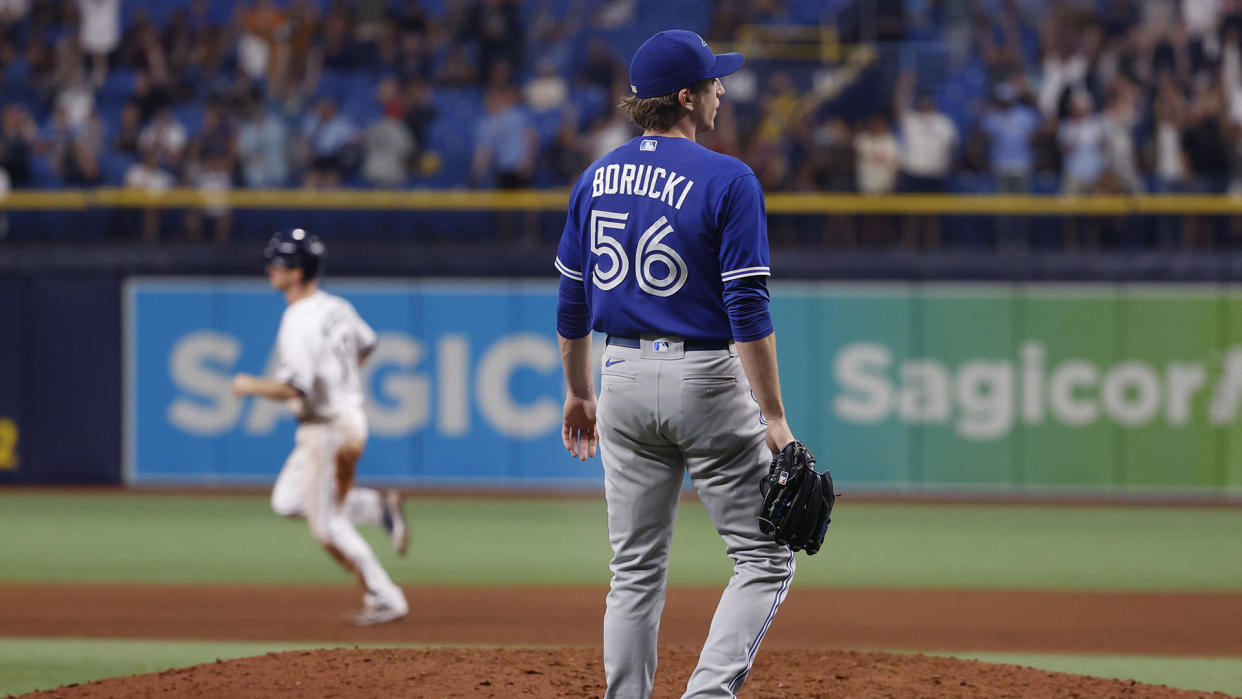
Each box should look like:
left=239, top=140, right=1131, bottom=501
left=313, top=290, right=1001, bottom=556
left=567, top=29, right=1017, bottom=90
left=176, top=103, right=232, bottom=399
left=533, top=108, right=564, bottom=144
left=569, top=85, right=608, bottom=130
left=101, top=153, right=137, bottom=186
left=316, top=69, right=351, bottom=104
left=172, top=103, right=205, bottom=135
left=98, top=69, right=136, bottom=104
left=30, top=156, right=62, bottom=189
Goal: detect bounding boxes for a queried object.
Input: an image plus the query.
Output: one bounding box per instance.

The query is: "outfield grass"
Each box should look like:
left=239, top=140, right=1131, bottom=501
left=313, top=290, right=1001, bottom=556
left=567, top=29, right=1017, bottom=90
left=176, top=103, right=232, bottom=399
left=936, top=651, right=1242, bottom=697
left=1, top=493, right=1239, bottom=697
left=1, top=492, right=1240, bottom=590
left=0, top=637, right=332, bottom=696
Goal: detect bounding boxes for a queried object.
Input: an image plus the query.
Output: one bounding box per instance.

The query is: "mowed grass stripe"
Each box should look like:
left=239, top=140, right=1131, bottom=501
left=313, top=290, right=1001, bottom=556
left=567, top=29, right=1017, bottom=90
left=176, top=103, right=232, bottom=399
left=1, top=493, right=1240, bottom=590
left=931, top=651, right=1242, bottom=697
left=0, top=637, right=330, bottom=697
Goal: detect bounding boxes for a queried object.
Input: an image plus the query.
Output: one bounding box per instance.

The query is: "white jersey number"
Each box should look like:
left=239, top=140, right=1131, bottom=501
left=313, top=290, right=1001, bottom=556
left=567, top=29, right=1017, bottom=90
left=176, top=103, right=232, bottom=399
left=590, top=209, right=629, bottom=290
left=590, top=209, right=688, bottom=297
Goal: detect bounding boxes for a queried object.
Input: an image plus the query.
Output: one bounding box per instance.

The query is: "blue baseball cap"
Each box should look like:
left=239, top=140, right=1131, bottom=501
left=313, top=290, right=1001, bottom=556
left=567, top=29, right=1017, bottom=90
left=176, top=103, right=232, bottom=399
left=629, top=30, right=745, bottom=99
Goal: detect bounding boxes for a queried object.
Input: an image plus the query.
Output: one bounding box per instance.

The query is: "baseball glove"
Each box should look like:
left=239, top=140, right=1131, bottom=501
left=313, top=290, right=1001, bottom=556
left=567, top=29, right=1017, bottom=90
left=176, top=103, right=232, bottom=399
left=757, top=441, right=835, bottom=555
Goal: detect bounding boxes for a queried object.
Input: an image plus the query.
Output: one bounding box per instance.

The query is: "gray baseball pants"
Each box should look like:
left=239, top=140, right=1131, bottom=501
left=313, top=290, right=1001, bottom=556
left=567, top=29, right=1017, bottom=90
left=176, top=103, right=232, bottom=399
left=597, top=337, right=796, bottom=699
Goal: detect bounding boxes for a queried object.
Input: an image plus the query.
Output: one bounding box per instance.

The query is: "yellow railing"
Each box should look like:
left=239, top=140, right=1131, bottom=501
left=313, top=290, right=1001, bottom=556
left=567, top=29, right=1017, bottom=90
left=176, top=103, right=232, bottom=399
left=715, top=23, right=843, bottom=62
left=2, top=190, right=1242, bottom=214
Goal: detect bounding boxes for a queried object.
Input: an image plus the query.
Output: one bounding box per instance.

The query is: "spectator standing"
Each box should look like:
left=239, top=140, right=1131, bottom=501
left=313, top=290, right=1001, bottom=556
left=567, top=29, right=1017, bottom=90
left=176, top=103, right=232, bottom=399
left=1181, top=73, right=1229, bottom=246
left=56, top=67, right=94, bottom=130
left=525, top=57, right=569, bottom=113
left=238, top=103, right=289, bottom=188
left=185, top=152, right=233, bottom=242
left=78, top=0, right=120, bottom=85
left=138, top=108, right=188, bottom=172
left=470, top=85, right=537, bottom=188
left=183, top=100, right=236, bottom=240
left=854, top=114, right=899, bottom=195
left=981, top=81, right=1042, bottom=193
left=239, top=0, right=288, bottom=82
left=1152, top=77, right=1190, bottom=194
left=40, top=106, right=75, bottom=178
left=895, top=71, right=958, bottom=248
left=981, top=80, right=1042, bottom=250
left=363, top=80, right=415, bottom=187
left=1058, top=90, right=1107, bottom=248
left=854, top=113, right=900, bottom=247
left=114, top=100, right=144, bottom=156
left=0, top=104, right=35, bottom=186
left=276, top=0, right=323, bottom=101
left=63, top=139, right=102, bottom=185
left=402, top=78, right=437, bottom=158
left=472, top=83, right=539, bottom=242
left=1058, top=90, right=1107, bottom=195
left=1037, top=15, right=1089, bottom=118
left=797, top=117, right=856, bottom=248
left=1183, top=73, right=1230, bottom=193
left=301, top=98, right=358, bottom=188
left=124, top=146, right=174, bottom=242
left=1103, top=80, right=1145, bottom=194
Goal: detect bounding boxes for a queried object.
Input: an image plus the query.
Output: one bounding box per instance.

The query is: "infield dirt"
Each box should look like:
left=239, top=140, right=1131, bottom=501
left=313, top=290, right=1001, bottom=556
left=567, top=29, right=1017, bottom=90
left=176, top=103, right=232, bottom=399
left=6, top=583, right=1242, bottom=697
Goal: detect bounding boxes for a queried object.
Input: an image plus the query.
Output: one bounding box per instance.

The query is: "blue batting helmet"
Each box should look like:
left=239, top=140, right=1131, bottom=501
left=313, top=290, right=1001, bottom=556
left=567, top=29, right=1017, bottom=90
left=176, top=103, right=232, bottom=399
left=263, top=228, right=325, bottom=280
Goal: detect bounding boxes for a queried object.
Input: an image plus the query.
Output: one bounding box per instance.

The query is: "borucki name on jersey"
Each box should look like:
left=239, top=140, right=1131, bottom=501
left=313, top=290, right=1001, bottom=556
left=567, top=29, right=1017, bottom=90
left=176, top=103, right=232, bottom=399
left=591, top=161, right=696, bottom=210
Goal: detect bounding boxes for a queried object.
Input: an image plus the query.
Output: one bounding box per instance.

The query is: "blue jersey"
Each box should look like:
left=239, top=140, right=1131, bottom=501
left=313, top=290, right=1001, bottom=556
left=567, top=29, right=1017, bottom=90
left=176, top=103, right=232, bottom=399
left=555, top=136, right=770, bottom=341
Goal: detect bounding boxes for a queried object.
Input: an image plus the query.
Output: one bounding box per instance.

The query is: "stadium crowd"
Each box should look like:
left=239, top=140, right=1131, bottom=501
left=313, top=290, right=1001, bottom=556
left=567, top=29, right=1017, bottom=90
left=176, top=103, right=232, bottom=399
left=1, top=0, right=1241, bottom=247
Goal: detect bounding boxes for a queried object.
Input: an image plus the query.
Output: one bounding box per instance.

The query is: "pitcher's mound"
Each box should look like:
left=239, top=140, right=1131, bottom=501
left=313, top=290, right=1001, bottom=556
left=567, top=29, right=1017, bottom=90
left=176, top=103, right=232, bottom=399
left=24, top=647, right=1230, bottom=698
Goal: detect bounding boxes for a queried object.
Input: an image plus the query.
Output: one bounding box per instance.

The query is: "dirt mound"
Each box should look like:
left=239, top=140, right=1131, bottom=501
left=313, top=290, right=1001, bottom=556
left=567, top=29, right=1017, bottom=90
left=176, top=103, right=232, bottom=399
left=22, top=647, right=1233, bottom=698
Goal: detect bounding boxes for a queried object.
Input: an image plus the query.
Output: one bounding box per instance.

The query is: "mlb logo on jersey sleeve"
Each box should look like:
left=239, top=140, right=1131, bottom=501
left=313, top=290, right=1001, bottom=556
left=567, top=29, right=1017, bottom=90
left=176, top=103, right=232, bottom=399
left=640, top=139, right=658, bottom=152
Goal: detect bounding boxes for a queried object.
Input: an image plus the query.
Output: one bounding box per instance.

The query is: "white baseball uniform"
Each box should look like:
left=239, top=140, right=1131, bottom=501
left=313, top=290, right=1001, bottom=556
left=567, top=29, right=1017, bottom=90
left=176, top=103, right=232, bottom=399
left=268, top=289, right=407, bottom=615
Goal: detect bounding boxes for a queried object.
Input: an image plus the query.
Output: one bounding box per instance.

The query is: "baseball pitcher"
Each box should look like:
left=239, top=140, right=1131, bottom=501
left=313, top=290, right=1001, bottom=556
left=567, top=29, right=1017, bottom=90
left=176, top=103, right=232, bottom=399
left=556, top=30, right=805, bottom=698
left=232, top=228, right=409, bottom=626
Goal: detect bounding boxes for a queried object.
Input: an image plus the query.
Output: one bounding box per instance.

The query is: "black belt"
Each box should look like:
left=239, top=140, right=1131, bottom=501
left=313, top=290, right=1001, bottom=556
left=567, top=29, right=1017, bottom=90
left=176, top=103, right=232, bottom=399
left=606, top=336, right=732, bottom=351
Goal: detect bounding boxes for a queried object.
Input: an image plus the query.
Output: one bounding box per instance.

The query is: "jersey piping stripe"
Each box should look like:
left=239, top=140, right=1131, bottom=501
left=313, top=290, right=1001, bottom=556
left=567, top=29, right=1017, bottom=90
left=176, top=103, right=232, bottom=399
left=726, top=548, right=796, bottom=695
left=720, top=266, right=771, bottom=282
left=554, top=257, right=584, bottom=281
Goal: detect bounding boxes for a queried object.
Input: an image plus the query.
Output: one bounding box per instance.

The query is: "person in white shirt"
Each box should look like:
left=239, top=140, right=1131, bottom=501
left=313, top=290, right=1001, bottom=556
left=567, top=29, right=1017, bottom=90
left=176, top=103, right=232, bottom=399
left=78, top=0, right=119, bottom=84
left=854, top=114, right=899, bottom=195
left=895, top=70, right=958, bottom=247
left=853, top=113, right=900, bottom=246
left=231, top=229, right=410, bottom=626
left=138, top=109, right=187, bottom=169
left=124, top=146, right=174, bottom=242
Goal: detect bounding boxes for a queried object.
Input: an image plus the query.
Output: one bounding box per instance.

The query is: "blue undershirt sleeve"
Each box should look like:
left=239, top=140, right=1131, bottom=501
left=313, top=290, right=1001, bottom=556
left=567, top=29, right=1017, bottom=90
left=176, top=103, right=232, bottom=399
left=557, top=275, right=591, bottom=339
left=722, top=275, right=773, bottom=342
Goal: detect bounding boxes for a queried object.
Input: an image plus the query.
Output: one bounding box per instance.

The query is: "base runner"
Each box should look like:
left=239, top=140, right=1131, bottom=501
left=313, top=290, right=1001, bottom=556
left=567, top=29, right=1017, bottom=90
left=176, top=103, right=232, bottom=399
left=232, top=228, right=410, bottom=626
